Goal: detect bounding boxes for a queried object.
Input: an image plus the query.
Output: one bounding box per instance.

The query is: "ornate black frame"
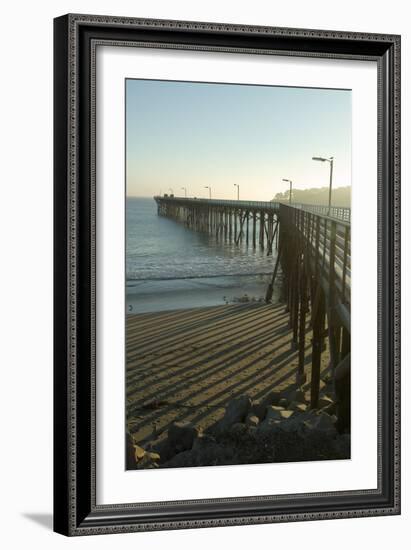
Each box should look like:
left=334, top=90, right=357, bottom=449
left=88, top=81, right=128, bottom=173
left=53, top=14, right=401, bottom=536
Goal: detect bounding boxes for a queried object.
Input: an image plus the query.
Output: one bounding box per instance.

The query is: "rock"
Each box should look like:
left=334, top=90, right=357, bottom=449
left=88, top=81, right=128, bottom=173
left=250, top=400, right=266, bottom=420
left=251, top=391, right=289, bottom=420
left=317, top=395, right=334, bottom=409
left=295, top=389, right=306, bottom=403
left=248, top=426, right=258, bottom=437
left=168, top=421, right=200, bottom=452
left=307, top=412, right=338, bottom=436
left=278, top=398, right=289, bottom=408
left=219, top=395, right=252, bottom=430
left=288, top=388, right=306, bottom=403
left=280, top=410, right=295, bottom=420
left=162, top=449, right=196, bottom=468
left=333, top=434, right=351, bottom=457
left=288, top=401, right=308, bottom=413
left=192, top=433, right=216, bottom=452
left=246, top=414, right=259, bottom=427
left=134, top=444, right=146, bottom=461
left=263, top=390, right=285, bottom=406
left=321, top=402, right=337, bottom=416
left=148, top=437, right=174, bottom=461
left=230, top=422, right=248, bottom=436
left=266, top=406, right=295, bottom=422
left=147, top=451, right=160, bottom=461
left=136, top=451, right=160, bottom=469
left=126, top=431, right=137, bottom=469
left=258, top=418, right=282, bottom=433
left=265, top=405, right=284, bottom=421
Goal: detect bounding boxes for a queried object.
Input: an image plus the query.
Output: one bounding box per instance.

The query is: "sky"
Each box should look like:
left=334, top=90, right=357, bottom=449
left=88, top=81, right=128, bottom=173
left=126, top=79, right=351, bottom=201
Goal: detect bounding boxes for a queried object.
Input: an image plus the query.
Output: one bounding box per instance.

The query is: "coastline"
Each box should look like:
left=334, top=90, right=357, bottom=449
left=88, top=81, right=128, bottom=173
left=126, top=273, right=280, bottom=314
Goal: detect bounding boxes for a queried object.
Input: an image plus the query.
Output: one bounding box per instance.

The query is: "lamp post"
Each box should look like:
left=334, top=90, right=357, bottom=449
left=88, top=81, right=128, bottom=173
left=282, top=178, right=293, bottom=205
left=204, top=186, right=211, bottom=199
left=234, top=184, right=239, bottom=200
left=312, top=156, right=334, bottom=215
left=181, top=187, right=187, bottom=198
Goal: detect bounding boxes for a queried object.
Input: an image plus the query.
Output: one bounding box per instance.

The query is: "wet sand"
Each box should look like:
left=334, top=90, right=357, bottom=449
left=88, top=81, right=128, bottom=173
left=126, top=302, right=330, bottom=447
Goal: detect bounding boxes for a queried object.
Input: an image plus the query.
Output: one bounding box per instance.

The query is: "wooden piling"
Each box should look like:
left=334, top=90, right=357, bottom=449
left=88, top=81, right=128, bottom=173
left=310, top=285, right=325, bottom=408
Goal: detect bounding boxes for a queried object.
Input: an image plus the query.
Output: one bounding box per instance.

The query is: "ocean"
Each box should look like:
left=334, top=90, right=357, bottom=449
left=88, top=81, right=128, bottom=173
left=126, top=197, right=280, bottom=313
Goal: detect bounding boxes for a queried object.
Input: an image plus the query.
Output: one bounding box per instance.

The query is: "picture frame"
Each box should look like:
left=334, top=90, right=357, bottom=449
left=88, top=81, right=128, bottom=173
left=53, top=13, right=401, bottom=536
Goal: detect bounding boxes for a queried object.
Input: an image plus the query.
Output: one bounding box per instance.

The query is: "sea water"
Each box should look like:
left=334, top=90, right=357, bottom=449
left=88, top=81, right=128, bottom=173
left=126, top=197, right=280, bottom=313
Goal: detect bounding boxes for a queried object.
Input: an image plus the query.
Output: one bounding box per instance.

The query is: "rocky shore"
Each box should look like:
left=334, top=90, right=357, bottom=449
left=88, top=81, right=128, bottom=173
left=127, top=373, right=350, bottom=470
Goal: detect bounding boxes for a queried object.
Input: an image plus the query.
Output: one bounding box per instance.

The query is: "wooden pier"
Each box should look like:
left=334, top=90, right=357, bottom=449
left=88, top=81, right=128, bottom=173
left=154, top=195, right=351, bottom=408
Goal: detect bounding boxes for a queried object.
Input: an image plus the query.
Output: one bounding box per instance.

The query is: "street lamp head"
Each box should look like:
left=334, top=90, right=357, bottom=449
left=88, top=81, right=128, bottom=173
left=312, top=156, right=327, bottom=162
left=282, top=178, right=291, bottom=183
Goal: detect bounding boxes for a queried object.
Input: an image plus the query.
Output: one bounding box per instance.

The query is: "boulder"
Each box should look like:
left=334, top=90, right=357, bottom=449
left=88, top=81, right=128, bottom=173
left=148, top=437, right=175, bottom=461
left=168, top=421, right=200, bottom=452
left=258, top=418, right=282, bottom=433
left=263, top=390, right=286, bottom=406
left=287, top=388, right=306, bottom=403
left=136, top=451, right=160, bottom=469
left=265, top=405, right=284, bottom=421
left=321, top=402, right=337, bottom=416
left=192, top=433, right=216, bottom=452
left=250, top=400, right=266, bottom=420
left=230, top=422, right=248, bottom=436
left=134, top=444, right=146, bottom=461
left=219, top=395, right=252, bottom=431
left=280, top=410, right=295, bottom=420
left=245, top=414, right=259, bottom=428
left=295, top=389, right=306, bottom=403
left=317, top=395, right=334, bottom=409
left=306, top=412, right=337, bottom=436
left=126, top=431, right=137, bottom=469
left=266, top=406, right=295, bottom=422
left=278, top=398, right=289, bottom=408
left=288, top=401, right=308, bottom=413
left=333, top=434, right=351, bottom=457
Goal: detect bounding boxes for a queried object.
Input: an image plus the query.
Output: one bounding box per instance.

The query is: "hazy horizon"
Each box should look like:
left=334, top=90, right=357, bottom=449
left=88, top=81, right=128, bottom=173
left=126, top=79, right=351, bottom=201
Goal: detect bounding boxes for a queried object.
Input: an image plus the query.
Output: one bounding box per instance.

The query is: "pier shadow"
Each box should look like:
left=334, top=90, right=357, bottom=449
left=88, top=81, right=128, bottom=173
left=126, top=302, right=330, bottom=446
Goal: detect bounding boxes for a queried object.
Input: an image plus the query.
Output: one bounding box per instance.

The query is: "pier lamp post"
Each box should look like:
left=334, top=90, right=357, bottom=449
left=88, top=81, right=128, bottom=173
left=204, top=186, right=212, bottom=199
left=181, top=187, right=187, bottom=198
left=234, top=183, right=239, bottom=200
left=312, top=156, right=334, bottom=215
left=282, top=178, right=293, bottom=205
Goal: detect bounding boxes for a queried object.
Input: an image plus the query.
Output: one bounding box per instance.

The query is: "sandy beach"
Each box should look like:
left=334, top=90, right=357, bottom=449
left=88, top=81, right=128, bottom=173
left=126, top=302, right=330, bottom=448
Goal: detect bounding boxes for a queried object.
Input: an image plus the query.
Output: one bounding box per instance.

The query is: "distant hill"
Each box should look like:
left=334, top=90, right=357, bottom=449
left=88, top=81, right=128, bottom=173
left=273, top=186, right=351, bottom=207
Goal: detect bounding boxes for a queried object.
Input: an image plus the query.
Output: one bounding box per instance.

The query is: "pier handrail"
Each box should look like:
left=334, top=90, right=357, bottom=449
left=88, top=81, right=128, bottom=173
left=154, top=196, right=350, bottom=222
left=279, top=203, right=350, bottom=334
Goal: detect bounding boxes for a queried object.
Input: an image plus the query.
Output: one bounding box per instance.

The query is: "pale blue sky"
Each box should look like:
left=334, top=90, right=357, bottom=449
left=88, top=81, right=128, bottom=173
left=126, top=79, right=351, bottom=200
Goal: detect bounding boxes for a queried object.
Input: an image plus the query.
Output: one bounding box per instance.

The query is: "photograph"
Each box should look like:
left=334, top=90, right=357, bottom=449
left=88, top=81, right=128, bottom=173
left=125, top=78, right=352, bottom=470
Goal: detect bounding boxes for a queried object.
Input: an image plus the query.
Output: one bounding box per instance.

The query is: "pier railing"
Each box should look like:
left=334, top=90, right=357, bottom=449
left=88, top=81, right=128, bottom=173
left=154, top=196, right=350, bottom=222
left=278, top=204, right=350, bottom=407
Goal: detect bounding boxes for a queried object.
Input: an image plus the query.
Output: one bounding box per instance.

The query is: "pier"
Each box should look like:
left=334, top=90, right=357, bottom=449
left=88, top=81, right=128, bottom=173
left=154, top=195, right=351, bottom=408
